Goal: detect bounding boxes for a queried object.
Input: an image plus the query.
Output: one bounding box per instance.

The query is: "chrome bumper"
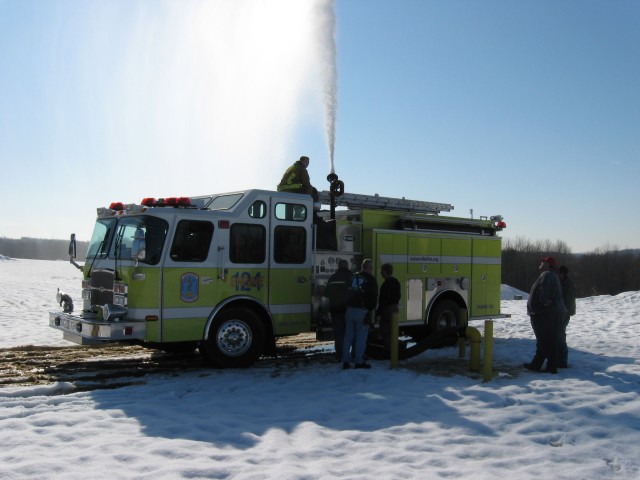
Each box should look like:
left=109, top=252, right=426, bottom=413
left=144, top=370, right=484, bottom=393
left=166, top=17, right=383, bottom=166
left=49, top=311, right=146, bottom=345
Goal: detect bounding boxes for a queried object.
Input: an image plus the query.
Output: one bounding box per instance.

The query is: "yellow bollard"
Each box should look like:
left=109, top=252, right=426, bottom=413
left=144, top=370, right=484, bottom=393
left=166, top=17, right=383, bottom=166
left=390, top=311, right=399, bottom=369
left=483, top=320, right=494, bottom=382
left=465, top=327, right=481, bottom=372
left=457, top=308, right=467, bottom=358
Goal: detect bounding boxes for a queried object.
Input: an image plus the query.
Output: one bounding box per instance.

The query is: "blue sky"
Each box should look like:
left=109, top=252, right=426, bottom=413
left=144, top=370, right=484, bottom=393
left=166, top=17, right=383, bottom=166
left=1, top=0, right=638, bottom=253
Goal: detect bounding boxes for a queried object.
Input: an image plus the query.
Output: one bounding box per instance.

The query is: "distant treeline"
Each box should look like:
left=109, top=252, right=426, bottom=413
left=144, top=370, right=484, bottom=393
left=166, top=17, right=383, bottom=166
left=502, top=238, right=640, bottom=298
left=0, top=237, right=89, bottom=261
left=2, top=236, right=638, bottom=297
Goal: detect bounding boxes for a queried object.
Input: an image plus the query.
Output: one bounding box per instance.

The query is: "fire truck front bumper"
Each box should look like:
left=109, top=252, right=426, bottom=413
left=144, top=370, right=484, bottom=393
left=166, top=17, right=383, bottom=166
left=49, top=311, right=146, bottom=345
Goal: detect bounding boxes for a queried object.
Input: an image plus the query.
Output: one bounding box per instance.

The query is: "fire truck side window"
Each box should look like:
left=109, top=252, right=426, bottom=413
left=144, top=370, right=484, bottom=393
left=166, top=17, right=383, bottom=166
left=274, top=226, right=306, bottom=264
left=170, top=220, right=214, bottom=262
left=248, top=201, right=266, bottom=219
left=275, top=203, right=307, bottom=221
left=109, top=217, right=168, bottom=265
left=230, top=224, right=266, bottom=264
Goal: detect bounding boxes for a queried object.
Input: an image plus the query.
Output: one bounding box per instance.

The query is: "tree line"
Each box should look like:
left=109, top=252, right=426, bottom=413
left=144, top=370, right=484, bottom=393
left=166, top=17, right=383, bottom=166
left=502, top=237, right=640, bottom=298
left=0, top=237, right=89, bottom=261
left=2, top=236, right=638, bottom=298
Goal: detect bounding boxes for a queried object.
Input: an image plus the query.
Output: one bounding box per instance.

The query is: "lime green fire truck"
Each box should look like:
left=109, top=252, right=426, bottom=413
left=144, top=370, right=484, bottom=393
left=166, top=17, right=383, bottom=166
left=50, top=179, right=506, bottom=367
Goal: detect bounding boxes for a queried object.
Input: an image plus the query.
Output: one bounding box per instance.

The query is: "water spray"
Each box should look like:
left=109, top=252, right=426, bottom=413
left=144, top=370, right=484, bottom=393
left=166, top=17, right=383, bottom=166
left=315, top=0, right=338, bottom=175
left=315, top=0, right=341, bottom=219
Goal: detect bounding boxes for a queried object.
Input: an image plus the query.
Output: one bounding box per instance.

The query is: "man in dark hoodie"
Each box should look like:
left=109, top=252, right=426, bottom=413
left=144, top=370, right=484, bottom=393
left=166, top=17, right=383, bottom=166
left=376, top=263, right=401, bottom=351
left=324, top=259, right=352, bottom=360
left=525, top=256, right=567, bottom=374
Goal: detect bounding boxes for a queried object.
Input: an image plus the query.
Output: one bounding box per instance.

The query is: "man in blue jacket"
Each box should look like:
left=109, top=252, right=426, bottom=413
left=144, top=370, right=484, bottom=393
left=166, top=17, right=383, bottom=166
left=342, top=259, right=378, bottom=370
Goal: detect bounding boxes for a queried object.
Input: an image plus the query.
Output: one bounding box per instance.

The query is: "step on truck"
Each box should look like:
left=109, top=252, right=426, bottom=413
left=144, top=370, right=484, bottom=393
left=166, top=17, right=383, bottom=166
left=50, top=175, right=507, bottom=367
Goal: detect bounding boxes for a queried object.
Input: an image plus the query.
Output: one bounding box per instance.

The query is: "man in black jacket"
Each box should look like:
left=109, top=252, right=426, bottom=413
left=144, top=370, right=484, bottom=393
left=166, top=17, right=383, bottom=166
left=525, top=257, right=567, bottom=374
left=376, top=263, right=401, bottom=351
left=324, top=259, right=352, bottom=360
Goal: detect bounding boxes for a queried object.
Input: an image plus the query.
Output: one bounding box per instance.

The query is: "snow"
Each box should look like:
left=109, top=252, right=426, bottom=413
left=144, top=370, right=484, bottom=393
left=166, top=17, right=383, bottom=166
left=1, top=258, right=639, bottom=479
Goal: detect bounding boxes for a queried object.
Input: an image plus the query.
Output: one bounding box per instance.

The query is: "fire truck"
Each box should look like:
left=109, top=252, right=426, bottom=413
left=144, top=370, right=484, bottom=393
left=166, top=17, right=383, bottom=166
left=50, top=177, right=506, bottom=367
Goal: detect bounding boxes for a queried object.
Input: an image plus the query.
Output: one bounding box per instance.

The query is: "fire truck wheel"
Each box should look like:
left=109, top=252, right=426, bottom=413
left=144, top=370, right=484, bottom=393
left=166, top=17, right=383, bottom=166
left=201, top=308, right=265, bottom=368
left=427, top=299, right=460, bottom=335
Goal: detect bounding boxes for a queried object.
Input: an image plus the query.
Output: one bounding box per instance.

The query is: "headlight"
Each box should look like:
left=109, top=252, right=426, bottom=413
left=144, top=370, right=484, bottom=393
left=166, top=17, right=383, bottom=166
left=101, top=304, right=128, bottom=321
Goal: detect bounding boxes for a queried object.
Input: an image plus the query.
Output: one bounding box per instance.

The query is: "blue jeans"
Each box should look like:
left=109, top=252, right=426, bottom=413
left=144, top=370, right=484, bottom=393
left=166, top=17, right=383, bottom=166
left=342, top=307, right=369, bottom=364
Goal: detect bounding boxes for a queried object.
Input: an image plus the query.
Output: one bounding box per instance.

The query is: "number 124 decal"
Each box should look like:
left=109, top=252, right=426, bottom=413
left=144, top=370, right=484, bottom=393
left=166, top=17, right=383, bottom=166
left=232, top=272, right=263, bottom=291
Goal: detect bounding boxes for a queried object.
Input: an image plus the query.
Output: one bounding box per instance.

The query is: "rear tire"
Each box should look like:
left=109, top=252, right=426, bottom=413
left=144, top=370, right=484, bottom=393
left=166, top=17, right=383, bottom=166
left=200, top=308, right=265, bottom=368
left=427, top=299, right=462, bottom=335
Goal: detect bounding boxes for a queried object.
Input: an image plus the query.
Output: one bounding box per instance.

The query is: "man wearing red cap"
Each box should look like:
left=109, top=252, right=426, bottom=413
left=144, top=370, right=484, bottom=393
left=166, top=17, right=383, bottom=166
left=524, top=257, right=567, bottom=374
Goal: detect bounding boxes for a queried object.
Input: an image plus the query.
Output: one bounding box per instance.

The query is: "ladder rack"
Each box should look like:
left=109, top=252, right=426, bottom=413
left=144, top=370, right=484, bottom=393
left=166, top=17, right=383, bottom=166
left=317, top=191, right=453, bottom=215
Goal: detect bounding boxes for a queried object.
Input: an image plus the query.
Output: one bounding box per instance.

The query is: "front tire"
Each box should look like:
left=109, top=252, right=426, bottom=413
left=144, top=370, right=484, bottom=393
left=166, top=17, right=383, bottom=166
left=200, top=308, right=265, bottom=368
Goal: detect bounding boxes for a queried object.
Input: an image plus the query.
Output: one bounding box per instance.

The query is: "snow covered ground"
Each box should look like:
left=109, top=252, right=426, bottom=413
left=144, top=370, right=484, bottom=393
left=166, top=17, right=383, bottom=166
left=1, top=258, right=639, bottom=479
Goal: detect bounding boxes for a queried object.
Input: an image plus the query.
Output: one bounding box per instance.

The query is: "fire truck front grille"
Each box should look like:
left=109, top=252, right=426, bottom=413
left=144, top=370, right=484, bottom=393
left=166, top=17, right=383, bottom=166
left=90, top=270, right=115, bottom=307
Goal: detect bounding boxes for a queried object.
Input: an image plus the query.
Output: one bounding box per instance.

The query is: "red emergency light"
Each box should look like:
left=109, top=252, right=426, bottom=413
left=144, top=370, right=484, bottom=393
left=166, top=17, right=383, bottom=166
left=165, top=197, right=191, bottom=207
left=141, top=197, right=191, bottom=208
left=109, top=202, right=125, bottom=211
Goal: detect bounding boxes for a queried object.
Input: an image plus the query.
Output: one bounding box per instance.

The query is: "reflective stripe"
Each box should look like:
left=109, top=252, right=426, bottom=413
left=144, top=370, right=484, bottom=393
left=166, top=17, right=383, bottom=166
left=162, top=307, right=213, bottom=319
left=269, top=304, right=311, bottom=314
left=379, top=254, right=501, bottom=266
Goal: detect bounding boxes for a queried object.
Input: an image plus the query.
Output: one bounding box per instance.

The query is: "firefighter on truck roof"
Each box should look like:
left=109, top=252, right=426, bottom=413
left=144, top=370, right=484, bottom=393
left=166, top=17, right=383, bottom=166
left=277, top=155, right=319, bottom=201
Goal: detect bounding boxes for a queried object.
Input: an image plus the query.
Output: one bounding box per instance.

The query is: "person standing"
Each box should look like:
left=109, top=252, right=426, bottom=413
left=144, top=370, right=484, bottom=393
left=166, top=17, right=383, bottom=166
left=342, top=259, right=378, bottom=370
left=277, top=155, right=319, bottom=201
left=376, top=263, right=401, bottom=351
left=525, top=256, right=566, bottom=374
left=324, top=259, right=352, bottom=360
left=558, top=265, right=576, bottom=368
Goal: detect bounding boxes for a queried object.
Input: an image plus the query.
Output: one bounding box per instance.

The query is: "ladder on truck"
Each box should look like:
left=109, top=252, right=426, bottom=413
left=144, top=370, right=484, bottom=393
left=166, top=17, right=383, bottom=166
left=317, top=191, right=453, bottom=215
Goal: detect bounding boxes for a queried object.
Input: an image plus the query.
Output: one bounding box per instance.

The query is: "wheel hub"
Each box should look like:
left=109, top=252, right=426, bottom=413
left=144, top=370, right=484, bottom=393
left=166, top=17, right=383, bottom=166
left=217, top=320, right=252, bottom=356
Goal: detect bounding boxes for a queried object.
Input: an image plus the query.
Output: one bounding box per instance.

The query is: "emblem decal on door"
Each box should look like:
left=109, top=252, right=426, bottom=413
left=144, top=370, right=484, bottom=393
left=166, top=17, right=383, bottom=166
left=180, top=273, right=199, bottom=303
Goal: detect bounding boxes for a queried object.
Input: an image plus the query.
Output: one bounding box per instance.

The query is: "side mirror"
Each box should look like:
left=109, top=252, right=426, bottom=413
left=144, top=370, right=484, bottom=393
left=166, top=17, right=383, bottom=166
left=69, top=233, right=77, bottom=258
left=69, top=233, right=82, bottom=270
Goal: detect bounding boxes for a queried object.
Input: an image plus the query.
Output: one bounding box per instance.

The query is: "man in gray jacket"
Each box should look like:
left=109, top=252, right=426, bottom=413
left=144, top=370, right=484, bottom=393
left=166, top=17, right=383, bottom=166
left=525, top=257, right=567, bottom=374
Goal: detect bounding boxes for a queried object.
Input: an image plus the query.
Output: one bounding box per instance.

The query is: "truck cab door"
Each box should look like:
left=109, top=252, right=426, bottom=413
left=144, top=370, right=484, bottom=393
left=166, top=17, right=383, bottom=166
left=268, top=195, right=313, bottom=335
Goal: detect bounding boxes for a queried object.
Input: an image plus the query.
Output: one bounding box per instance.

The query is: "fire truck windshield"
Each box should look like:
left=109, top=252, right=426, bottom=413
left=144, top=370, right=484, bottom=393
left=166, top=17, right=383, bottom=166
left=86, top=218, right=116, bottom=259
